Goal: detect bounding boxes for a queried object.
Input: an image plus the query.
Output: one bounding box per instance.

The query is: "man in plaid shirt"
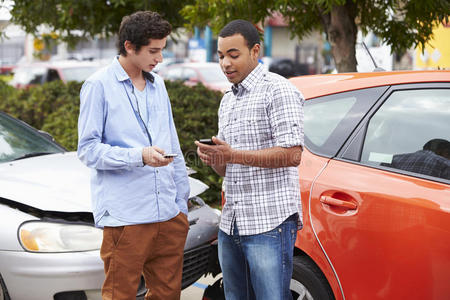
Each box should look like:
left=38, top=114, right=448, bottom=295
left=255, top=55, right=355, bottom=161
left=196, top=19, right=304, bottom=300
left=388, top=139, right=450, bottom=180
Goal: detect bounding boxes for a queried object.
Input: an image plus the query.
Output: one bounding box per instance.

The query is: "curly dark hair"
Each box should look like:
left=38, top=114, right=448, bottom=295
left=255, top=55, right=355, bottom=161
left=117, top=11, right=172, bottom=56
left=219, top=19, right=260, bottom=50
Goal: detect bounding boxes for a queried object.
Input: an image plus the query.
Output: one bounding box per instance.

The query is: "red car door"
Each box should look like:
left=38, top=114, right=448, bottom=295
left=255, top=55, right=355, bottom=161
left=310, top=161, right=450, bottom=299
left=309, top=85, right=450, bottom=299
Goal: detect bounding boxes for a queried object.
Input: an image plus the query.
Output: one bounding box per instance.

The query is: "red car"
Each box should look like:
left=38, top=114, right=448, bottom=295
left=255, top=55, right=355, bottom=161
left=289, top=71, right=450, bottom=299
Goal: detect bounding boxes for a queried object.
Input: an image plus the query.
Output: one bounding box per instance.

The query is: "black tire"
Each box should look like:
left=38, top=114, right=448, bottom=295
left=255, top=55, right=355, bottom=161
left=290, top=255, right=335, bottom=300
left=0, top=273, right=11, bottom=300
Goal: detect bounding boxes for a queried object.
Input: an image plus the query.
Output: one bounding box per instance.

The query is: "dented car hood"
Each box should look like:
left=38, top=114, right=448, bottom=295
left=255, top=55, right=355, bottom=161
left=0, top=152, right=208, bottom=213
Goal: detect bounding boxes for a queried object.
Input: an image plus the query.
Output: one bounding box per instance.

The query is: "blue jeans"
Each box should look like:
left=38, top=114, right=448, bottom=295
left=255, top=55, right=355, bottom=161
left=218, top=214, right=298, bottom=300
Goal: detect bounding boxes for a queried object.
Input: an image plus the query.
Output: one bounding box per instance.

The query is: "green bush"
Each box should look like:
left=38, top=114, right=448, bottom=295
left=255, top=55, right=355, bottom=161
left=165, top=80, right=223, bottom=207
left=0, top=81, right=82, bottom=150
left=0, top=80, right=223, bottom=207
left=0, top=79, right=17, bottom=102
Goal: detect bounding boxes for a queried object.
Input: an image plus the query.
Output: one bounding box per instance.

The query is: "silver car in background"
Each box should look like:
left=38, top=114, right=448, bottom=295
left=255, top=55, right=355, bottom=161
left=0, top=111, right=220, bottom=300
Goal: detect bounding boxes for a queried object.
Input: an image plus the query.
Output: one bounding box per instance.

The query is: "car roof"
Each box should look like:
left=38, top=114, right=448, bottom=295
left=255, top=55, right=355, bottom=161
left=289, top=70, right=450, bottom=99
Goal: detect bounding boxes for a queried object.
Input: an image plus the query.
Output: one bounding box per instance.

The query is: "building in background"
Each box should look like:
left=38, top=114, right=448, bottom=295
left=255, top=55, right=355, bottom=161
left=263, top=12, right=325, bottom=75
left=415, top=21, right=450, bottom=70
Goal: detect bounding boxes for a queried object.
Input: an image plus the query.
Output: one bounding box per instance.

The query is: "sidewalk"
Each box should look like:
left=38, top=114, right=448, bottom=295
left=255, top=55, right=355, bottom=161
left=181, top=275, right=221, bottom=299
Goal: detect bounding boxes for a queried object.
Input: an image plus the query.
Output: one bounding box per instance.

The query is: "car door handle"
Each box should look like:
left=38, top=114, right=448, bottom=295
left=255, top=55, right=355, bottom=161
left=320, top=196, right=357, bottom=210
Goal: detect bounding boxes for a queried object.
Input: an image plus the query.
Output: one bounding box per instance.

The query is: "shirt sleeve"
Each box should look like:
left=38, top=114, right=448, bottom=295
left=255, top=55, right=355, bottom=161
left=267, top=80, right=305, bottom=148
left=217, top=99, right=225, bottom=141
left=217, top=93, right=231, bottom=141
left=77, top=80, right=144, bottom=170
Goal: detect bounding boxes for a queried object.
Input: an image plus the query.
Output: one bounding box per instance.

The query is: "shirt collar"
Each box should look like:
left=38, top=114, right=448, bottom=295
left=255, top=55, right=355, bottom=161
left=111, top=56, right=154, bottom=83
left=232, top=63, right=265, bottom=96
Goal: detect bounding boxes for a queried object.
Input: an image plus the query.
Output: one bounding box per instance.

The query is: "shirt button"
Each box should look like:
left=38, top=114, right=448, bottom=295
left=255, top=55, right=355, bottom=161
left=156, top=170, right=159, bottom=173
left=234, top=181, right=237, bottom=184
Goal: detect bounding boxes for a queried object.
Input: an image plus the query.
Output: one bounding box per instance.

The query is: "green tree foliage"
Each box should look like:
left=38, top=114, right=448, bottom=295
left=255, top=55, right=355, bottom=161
left=2, top=1, right=449, bottom=71
left=181, top=0, right=450, bottom=72
left=0, top=80, right=223, bottom=206
left=0, top=0, right=194, bottom=46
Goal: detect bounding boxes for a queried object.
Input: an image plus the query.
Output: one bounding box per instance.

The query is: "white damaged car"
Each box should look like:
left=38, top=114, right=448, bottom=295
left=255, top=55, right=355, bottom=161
left=0, top=111, right=221, bottom=300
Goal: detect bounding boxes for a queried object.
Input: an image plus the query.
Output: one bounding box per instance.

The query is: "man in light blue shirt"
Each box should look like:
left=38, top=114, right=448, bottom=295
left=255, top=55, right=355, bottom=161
left=77, top=11, right=189, bottom=300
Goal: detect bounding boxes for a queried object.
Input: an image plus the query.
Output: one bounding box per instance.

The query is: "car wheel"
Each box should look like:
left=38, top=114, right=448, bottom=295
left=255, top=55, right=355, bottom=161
left=290, top=256, right=334, bottom=300
left=0, top=273, right=11, bottom=300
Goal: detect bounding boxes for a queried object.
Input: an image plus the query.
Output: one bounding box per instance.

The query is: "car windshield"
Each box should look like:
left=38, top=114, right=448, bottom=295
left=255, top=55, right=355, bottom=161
left=197, top=67, right=228, bottom=83
left=60, top=66, right=99, bottom=82
left=0, top=113, right=65, bottom=163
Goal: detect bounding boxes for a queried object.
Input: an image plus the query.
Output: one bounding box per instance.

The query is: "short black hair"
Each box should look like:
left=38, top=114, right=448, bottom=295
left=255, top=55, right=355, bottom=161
left=423, top=138, right=449, bottom=152
left=219, top=19, right=260, bottom=49
left=117, top=11, right=171, bottom=56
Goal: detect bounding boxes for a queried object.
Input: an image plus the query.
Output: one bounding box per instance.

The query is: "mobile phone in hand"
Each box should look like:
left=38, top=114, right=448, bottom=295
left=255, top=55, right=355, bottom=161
left=199, top=139, right=215, bottom=145
left=163, top=153, right=178, bottom=158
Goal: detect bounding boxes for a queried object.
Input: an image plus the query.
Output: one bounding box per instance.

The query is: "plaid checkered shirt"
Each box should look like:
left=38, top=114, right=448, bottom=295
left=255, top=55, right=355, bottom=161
left=218, top=63, right=305, bottom=236
left=390, top=150, right=450, bottom=180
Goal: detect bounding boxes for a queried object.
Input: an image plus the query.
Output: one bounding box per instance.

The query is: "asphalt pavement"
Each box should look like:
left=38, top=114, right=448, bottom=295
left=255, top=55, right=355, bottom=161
left=181, top=274, right=221, bottom=299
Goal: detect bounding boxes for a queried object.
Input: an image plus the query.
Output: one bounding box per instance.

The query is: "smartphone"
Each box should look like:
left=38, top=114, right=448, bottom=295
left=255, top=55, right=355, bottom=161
left=199, top=138, right=215, bottom=145
left=163, top=153, right=178, bottom=158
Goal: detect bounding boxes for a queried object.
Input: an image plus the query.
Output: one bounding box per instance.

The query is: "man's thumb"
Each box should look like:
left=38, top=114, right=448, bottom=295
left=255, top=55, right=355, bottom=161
left=212, top=136, right=224, bottom=145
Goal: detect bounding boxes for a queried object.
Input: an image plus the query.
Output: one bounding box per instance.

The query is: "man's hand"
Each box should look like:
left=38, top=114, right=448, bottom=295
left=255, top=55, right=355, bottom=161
left=195, top=137, right=230, bottom=176
left=142, top=146, right=174, bottom=167
left=195, top=136, right=232, bottom=166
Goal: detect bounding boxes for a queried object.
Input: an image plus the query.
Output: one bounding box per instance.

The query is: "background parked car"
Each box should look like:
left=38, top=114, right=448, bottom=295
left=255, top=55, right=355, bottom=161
left=267, top=57, right=310, bottom=78
left=152, top=57, right=186, bottom=73
left=0, top=111, right=221, bottom=300
left=158, top=62, right=231, bottom=93
left=288, top=70, right=450, bottom=299
left=0, top=59, right=16, bottom=75
left=9, top=60, right=103, bottom=88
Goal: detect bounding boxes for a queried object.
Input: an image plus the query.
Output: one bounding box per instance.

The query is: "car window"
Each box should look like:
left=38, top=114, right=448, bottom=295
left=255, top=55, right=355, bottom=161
left=361, top=89, right=450, bottom=180
left=47, top=68, right=61, bottom=82
left=304, top=87, right=386, bottom=157
left=305, top=96, right=356, bottom=147
left=0, top=113, right=64, bottom=163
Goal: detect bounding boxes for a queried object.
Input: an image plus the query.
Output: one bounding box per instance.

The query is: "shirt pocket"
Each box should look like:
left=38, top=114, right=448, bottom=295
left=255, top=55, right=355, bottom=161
left=149, top=102, right=168, bottom=115
left=238, top=116, right=272, bottom=148
left=219, top=113, right=232, bottom=140
left=148, top=103, right=169, bottom=136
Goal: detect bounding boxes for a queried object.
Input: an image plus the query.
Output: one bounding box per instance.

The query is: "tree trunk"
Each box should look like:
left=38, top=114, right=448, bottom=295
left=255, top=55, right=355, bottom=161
left=321, top=1, right=358, bottom=72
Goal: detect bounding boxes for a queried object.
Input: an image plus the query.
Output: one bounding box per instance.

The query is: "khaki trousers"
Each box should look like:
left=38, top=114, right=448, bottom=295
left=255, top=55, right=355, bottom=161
left=100, top=213, right=189, bottom=300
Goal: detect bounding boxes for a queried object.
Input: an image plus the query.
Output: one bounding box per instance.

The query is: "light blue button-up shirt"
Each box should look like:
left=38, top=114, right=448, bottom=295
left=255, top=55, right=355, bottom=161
left=77, top=57, right=190, bottom=227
